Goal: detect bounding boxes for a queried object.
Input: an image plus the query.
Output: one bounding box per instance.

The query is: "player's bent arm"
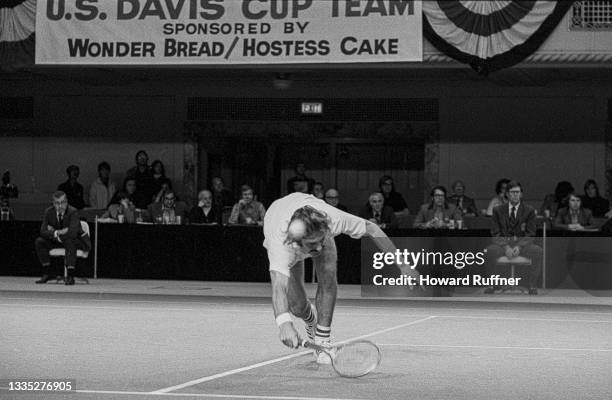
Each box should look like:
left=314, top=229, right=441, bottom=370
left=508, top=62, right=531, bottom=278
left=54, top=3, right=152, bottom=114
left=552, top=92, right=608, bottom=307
left=269, top=270, right=290, bottom=317
left=364, top=220, right=398, bottom=254
left=363, top=220, right=418, bottom=277
left=269, top=270, right=300, bottom=348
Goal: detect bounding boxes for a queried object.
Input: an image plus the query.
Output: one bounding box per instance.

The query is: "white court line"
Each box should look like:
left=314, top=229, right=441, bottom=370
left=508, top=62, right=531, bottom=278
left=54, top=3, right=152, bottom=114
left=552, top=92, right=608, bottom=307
left=378, top=343, right=612, bottom=352
left=0, top=389, right=367, bottom=400
left=151, top=316, right=436, bottom=394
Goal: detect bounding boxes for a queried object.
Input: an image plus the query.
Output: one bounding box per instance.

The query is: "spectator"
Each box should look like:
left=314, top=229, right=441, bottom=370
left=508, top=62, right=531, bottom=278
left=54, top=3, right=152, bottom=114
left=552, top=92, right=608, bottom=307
left=189, top=189, right=220, bottom=224
left=228, top=185, right=266, bottom=225
left=413, top=186, right=461, bottom=229
left=102, top=192, right=137, bottom=223
left=108, top=177, right=137, bottom=207
left=313, top=181, right=325, bottom=199
left=34, top=191, right=91, bottom=285
left=554, top=193, right=594, bottom=230
left=484, top=181, right=542, bottom=295
left=147, top=188, right=187, bottom=224
left=88, top=161, right=116, bottom=209
left=58, top=165, right=85, bottom=210
left=0, top=170, right=18, bottom=201
left=485, top=178, right=510, bottom=216
left=324, top=188, right=348, bottom=212
left=540, top=181, right=574, bottom=217
left=0, top=171, right=18, bottom=220
left=581, top=179, right=610, bottom=218
left=211, top=176, right=233, bottom=216
left=359, top=192, right=398, bottom=229
left=151, top=160, right=172, bottom=203
left=378, top=175, right=409, bottom=216
left=448, top=180, right=478, bottom=216
left=286, top=162, right=315, bottom=194
left=126, top=150, right=156, bottom=209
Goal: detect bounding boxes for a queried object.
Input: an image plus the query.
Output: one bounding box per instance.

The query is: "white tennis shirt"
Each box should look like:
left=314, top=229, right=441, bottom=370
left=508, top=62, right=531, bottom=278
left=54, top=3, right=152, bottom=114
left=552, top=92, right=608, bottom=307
left=263, top=193, right=367, bottom=276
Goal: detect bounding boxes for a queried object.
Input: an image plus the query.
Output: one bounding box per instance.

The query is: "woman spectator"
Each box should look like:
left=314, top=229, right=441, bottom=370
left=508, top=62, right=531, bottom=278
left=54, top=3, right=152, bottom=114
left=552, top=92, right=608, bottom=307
left=228, top=185, right=266, bottom=225
left=102, top=191, right=137, bottom=223
left=485, top=178, right=510, bottom=216
left=581, top=179, right=610, bottom=218
left=151, top=160, right=172, bottom=203
left=414, top=186, right=461, bottom=229
left=540, top=181, right=574, bottom=217
left=108, top=177, right=137, bottom=208
left=554, top=193, right=594, bottom=231
left=378, top=175, right=409, bottom=216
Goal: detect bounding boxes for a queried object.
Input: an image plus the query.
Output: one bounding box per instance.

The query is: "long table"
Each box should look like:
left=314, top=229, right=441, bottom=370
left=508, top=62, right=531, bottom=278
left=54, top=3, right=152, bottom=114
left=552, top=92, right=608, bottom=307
left=1, top=221, right=611, bottom=289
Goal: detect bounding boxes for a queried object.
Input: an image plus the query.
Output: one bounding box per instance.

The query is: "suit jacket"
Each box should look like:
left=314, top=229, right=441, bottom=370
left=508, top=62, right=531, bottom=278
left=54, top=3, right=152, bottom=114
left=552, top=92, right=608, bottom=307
left=448, top=194, right=478, bottom=216
left=188, top=206, right=221, bottom=224
left=359, top=205, right=398, bottom=229
left=554, top=207, right=593, bottom=229
left=39, top=205, right=91, bottom=250
left=147, top=201, right=188, bottom=223
left=491, top=203, right=536, bottom=247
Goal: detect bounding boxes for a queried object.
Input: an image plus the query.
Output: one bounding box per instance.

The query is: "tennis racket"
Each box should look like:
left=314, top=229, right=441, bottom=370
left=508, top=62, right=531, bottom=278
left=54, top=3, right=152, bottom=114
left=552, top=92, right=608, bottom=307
left=301, top=339, right=381, bottom=378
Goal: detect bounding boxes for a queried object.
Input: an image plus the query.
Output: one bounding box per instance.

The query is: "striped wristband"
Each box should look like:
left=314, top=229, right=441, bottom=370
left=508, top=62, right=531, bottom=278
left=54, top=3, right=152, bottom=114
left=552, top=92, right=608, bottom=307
left=275, top=313, right=292, bottom=327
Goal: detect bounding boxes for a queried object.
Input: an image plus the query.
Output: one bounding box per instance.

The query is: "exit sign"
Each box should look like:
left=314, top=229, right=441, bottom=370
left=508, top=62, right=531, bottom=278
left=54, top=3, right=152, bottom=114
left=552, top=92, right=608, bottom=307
left=301, top=102, right=323, bottom=114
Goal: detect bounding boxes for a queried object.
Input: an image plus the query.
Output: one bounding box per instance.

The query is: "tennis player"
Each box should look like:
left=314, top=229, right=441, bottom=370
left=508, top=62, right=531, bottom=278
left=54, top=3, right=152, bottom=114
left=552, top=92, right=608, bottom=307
left=264, top=192, right=416, bottom=363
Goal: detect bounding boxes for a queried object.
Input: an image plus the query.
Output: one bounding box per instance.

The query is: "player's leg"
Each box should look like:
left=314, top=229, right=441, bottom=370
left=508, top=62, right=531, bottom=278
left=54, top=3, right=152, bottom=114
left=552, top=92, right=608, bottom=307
left=312, top=238, right=338, bottom=363
left=287, top=260, right=317, bottom=340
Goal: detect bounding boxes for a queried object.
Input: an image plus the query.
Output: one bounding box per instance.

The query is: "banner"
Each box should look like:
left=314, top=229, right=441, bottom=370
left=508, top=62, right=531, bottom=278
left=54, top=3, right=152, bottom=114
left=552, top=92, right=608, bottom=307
left=35, top=0, right=422, bottom=65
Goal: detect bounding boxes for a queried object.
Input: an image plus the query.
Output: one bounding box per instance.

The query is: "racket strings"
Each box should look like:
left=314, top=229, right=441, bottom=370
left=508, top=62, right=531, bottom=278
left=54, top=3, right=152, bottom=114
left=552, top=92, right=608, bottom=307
left=333, top=342, right=380, bottom=378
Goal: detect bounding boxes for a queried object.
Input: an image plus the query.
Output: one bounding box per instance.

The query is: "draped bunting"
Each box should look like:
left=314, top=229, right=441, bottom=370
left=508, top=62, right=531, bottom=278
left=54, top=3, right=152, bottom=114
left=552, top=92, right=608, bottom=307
left=0, top=0, right=35, bottom=72
left=423, top=0, right=574, bottom=75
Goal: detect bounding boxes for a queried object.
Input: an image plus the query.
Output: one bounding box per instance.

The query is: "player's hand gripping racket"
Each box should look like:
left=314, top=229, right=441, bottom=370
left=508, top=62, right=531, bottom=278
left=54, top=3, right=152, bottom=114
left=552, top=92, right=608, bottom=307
left=301, top=340, right=381, bottom=378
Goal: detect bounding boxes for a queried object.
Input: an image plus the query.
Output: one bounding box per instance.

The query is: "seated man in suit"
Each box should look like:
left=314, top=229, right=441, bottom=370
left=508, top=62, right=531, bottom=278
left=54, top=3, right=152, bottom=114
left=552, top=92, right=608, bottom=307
left=414, top=186, right=461, bottom=229
left=147, top=189, right=188, bottom=224
left=448, top=180, right=478, bottom=217
left=189, top=189, right=220, bottom=224
left=35, top=191, right=91, bottom=285
left=324, top=188, right=348, bottom=212
left=554, top=193, right=594, bottom=230
left=359, top=192, right=398, bottom=229
left=484, top=181, right=542, bottom=295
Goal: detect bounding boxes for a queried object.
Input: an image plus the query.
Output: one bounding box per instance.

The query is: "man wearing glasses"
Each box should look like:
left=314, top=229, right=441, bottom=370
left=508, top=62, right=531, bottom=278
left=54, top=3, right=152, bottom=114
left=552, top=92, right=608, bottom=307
left=323, top=188, right=348, bottom=212
left=34, top=191, right=91, bottom=285
left=147, top=189, right=187, bottom=224
left=485, top=181, right=542, bottom=295
left=264, top=192, right=416, bottom=363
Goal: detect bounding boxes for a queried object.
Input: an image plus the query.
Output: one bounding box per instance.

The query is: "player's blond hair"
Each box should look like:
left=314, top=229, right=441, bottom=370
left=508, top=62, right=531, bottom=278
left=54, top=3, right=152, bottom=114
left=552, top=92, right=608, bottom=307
left=284, top=206, right=331, bottom=244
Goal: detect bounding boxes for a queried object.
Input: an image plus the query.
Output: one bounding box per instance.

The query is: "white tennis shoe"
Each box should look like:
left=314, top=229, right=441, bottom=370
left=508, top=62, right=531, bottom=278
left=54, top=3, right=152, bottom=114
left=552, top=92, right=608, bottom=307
left=314, top=337, right=336, bottom=365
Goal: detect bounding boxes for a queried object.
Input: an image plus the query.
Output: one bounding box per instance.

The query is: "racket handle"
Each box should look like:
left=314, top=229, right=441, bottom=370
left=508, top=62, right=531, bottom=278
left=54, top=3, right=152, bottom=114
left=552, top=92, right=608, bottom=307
left=301, top=340, right=323, bottom=351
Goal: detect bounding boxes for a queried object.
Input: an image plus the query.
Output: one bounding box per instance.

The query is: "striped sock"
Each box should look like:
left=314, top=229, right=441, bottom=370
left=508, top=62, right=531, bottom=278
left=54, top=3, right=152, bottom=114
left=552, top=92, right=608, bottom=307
left=315, top=325, right=331, bottom=341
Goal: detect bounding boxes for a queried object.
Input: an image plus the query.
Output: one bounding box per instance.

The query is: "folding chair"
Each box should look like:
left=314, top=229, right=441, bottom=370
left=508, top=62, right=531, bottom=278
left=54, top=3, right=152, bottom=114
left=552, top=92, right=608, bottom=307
left=496, top=256, right=531, bottom=294
left=50, top=220, right=90, bottom=284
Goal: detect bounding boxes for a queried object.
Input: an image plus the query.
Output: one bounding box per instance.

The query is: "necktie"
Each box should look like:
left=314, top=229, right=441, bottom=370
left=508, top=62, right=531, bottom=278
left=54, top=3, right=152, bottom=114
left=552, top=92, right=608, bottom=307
left=374, top=212, right=381, bottom=222
left=511, top=206, right=516, bottom=221
left=58, top=213, right=64, bottom=228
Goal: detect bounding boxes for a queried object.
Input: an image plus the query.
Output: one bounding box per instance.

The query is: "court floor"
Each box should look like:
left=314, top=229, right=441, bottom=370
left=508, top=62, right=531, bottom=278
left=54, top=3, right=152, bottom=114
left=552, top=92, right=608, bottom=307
left=1, top=285, right=611, bottom=400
